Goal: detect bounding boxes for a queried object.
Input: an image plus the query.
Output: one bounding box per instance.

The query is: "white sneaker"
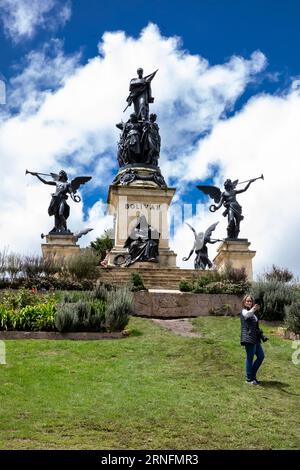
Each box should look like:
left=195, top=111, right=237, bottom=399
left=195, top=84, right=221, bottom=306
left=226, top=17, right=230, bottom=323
left=252, top=379, right=261, bottom=385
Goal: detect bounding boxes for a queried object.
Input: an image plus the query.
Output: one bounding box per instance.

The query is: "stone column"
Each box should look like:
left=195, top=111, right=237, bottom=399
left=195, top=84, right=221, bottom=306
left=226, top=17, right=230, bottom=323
left=106, top=184, right=178, bottom=268
left=213, top=239, right=256, bottom=281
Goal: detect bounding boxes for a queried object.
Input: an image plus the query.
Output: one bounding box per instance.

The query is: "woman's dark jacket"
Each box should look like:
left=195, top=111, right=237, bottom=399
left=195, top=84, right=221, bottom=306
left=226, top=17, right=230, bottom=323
left=240, top=311, right=261, bottom=345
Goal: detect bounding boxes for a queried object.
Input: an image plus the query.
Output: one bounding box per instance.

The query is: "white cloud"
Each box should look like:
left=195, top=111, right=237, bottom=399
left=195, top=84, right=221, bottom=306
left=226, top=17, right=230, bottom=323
left=3, top=23, right=297, bottom=279
left=0, top=77, right=5, bottom=104
left=0, top=0, right=71, bottom=43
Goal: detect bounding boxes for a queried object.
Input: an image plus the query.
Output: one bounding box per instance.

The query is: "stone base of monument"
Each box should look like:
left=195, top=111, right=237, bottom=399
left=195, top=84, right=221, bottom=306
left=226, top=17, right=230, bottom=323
left=98, top=266, right=210, bottom=290
left=112, top=164, right=165, bottom=188
left=107, top=247, right=178, bottom=268
left=41, top=233, right=80, bottom=259
left=107, top=181, right=178, bottom=268
left=213, top=239, right=256, bottom=281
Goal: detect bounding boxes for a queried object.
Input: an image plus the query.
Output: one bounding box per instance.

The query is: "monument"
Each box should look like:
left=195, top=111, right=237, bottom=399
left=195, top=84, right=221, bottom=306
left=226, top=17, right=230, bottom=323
left=197, top=175, right=263, bottom=280
left=26, top=169, right=92, bottom=258
left=107, top=68, right=177, bottom=268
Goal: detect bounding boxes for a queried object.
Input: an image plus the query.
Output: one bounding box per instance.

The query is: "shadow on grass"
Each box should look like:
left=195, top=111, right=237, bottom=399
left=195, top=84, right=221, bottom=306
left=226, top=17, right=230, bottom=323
left=260, top=380, right=300, bottom=396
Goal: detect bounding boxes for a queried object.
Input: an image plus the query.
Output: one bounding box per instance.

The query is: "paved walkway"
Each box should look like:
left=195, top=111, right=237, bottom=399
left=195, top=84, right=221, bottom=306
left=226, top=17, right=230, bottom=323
left=151, top=318, right=202, bottom=337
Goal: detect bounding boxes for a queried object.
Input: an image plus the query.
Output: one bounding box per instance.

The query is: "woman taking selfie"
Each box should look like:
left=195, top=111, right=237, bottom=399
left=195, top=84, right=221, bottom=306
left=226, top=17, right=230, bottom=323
left=240, top=294, right=267, bottom=385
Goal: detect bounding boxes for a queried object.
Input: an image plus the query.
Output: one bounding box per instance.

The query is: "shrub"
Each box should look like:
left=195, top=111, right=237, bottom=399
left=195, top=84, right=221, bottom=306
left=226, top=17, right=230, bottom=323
left=128, top=272, right=146, bottom=291
left=15, top=303, right=56, bottom=331
left=191, top=273, right=219, bottom=292
left=22, top=255, right=45, bottom=278
left=55, top=299, right=106, bottom=332
left=285, top=301, right=300, bottom=334
left=89, top=301, right=106, bottom=330
left=59, top=290, right=94, bottom=303
left=41, top=255, right=63, bottom=276
left=6, top=252, right=22, bottom=280
left=250, top=280, right=295, bottom=321
left=55, top=304, right=78, bottom=332
left=0, top=288, right=41, bottom=311
left=0, top=305, right=15, bottom=330
left=209, top=304, right=234, bottom=316
left=220, top=281, right=249, bottom=295
left=220, top=262, right=247, bottom=283
left=264, top=265, right=294, bottom=283
left=179, top=279, right=193, bottom=292
left=0, top=276, right=96, bottom=291
left=66, top=249, right=100, bottom=280
left=93, top=282, right=109, bottom=301
left=75, top=300, right=92, bottom=327
left=204, top=282, right=225, bottom=294
left=106, top=287, right=132, bottom=331
left=0, top=249, right=8, bottom=280
left=15, top=288, right=40, bottom=309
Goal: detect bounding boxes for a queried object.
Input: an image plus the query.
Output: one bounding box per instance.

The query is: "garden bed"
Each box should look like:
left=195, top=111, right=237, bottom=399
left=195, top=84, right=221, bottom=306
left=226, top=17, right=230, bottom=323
left=0, top=330, right=128, bottom=340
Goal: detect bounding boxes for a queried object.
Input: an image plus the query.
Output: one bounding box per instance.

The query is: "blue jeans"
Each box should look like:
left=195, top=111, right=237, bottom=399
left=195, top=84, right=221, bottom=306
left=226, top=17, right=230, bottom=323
left=244, top=342, right=265, bottom=381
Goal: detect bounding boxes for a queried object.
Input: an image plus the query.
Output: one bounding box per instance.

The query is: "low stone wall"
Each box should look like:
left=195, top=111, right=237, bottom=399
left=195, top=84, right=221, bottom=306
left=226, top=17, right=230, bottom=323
left=133, top=291, right=242, bottom=318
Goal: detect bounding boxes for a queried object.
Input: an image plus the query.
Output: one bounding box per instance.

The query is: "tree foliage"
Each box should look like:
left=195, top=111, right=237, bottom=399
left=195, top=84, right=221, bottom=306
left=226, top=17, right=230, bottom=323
left=90, top=229, right=114, bottom=260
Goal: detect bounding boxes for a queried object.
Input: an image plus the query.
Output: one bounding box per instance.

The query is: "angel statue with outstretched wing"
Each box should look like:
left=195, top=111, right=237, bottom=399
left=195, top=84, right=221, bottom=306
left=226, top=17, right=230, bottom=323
left=182, top=222, right=220, bottom=270
left=197, top=177, right=257, bottom=239
left=27, top=169, right=91, bottom=234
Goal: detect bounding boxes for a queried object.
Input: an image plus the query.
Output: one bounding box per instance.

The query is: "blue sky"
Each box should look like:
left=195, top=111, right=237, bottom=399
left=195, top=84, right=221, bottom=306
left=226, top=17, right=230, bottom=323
left=2, top=1, right=300, bottom=79
left=0, top=0, right=300, bottom=276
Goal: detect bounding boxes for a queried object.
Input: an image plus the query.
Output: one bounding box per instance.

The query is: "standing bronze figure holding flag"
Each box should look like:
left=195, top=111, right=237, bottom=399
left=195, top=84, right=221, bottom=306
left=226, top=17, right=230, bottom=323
left=113, top=67, right=167, bottom=188
left=26, top=169, right=91, bottom=234
left=197, top=174, right=264, bottom=239
left=124, top=68, right=158, bottom=121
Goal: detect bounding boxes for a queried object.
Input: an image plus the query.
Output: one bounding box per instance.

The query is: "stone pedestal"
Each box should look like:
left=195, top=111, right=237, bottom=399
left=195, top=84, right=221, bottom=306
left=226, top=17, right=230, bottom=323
left=41, top=234, right=80, bottom=259
left=213, top=239, right=256, bottom=281
left=107, top=184, right=178, bottom=268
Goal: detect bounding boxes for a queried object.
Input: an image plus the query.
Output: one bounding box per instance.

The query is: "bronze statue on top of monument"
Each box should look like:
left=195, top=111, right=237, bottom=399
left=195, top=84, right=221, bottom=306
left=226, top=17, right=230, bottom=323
left=112, top=68, right=166, bottom=188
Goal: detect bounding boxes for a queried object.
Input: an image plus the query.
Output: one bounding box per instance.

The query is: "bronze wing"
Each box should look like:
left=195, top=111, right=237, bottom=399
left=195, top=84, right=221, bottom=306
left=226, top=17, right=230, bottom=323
left=197, top=185, right=222, bottom=203
left=204, top=222, right=219, bottom=240
left=185, top=222, right=197, bottom=240
left=70, top=176, right=92, bottom=192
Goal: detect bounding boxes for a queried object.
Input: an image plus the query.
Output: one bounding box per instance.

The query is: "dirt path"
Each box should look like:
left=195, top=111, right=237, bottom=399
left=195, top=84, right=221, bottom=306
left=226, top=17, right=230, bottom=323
left=151, top=318, right=202, bottom=337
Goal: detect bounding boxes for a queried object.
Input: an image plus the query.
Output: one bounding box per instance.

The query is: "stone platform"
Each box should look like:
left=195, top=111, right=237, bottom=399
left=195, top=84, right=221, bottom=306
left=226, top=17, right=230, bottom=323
left=214, top=239, right=256, bottom=281
left=133, top=290, right=242, bottom=318
left=97, top=266, right=211, bottom=290
left=41, top=233, right=80, bottom=259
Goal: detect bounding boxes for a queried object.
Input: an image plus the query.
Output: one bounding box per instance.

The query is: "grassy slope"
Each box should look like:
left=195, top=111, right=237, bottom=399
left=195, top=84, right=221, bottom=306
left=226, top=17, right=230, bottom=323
left=0, top=317, right=299, bottom=450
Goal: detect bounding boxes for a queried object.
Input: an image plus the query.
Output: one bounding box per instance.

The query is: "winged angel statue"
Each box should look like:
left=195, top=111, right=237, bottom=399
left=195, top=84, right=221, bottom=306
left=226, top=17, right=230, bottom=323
left=197, top=175, right=263, bottom=239
left=182, top=222, right=220, bottom=269
left=26, top=169, right=92, bottom=234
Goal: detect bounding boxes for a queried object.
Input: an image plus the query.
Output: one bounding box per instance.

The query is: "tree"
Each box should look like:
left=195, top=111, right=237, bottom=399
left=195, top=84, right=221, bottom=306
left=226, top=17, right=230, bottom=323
left=90, top=229, right=114, bottom=260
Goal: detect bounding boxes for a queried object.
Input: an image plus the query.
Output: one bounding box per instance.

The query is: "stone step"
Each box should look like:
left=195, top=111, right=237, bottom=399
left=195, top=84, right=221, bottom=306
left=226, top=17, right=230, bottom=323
left=97, top=268, right=204, bottom=276
left=97, top=272, right=200, bottom=280
left=96, top=266, right=211, bottom=289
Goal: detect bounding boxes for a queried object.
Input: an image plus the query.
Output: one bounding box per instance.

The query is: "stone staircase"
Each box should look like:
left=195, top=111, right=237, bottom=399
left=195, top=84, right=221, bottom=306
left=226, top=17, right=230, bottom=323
left=96, top=266, right=209, bottom=290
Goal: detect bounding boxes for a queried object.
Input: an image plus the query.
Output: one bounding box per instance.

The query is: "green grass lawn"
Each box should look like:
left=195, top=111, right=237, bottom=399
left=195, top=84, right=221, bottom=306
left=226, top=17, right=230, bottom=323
left=0, top=316, right=299, bottom=450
